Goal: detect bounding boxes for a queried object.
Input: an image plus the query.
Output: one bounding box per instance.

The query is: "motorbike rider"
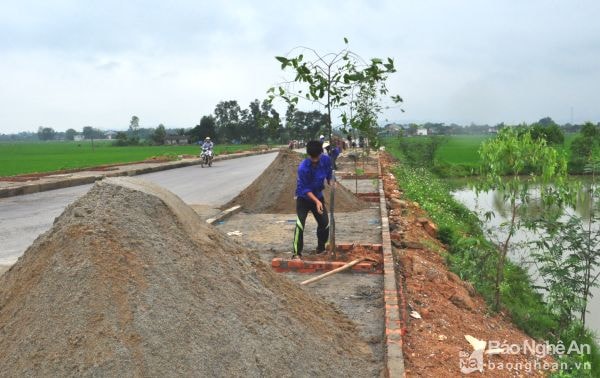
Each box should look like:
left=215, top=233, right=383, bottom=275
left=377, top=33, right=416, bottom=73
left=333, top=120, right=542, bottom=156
left=200, top=137, right=214, bottom=155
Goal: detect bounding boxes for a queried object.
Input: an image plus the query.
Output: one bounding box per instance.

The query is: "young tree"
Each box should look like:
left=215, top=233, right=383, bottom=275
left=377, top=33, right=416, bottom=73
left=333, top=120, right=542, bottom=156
left=268, top=38, right=401, bottom=143
left=531, top=156, right=600, bottom=332
left=476, top=127, right=568, bottom=310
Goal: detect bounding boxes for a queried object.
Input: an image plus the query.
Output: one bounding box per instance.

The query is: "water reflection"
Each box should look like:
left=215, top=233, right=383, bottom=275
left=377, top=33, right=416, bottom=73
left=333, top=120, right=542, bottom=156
left=449, top=176, right=599, bottom=335
left=449, top=177, right=596, bottom=220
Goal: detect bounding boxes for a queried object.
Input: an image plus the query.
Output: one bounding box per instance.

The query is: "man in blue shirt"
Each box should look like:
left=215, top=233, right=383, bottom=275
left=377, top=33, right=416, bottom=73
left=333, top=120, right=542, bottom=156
left=292, top=140, right=333, bottom=258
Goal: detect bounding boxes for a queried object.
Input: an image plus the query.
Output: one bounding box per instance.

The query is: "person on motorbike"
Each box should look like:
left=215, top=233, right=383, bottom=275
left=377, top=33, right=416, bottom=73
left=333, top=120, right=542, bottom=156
left=199, top=137, right=214, bottom=165
left=200, top=137, right=214, bottom=155
left=201, top=137, right=214, bottom=150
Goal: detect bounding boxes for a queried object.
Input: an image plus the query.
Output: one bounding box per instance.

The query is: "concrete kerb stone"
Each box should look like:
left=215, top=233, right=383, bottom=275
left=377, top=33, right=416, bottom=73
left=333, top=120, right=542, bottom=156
left=378, top=156, right=406, bottom=378
left=0, top=148, right=280, bottom=199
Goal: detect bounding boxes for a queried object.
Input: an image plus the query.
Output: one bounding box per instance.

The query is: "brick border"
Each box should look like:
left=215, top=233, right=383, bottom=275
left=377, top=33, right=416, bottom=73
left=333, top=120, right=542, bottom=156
left=356, top=192, right=381, bottom=203
left=338, top=172, right=379, bottom=179
left=0, top=148, right=279, bottom=199
left=272, top=258, right=382, bottom=274
left=378, top=156, right=406, bottom=377
left=271, top=243, right=384, bottom=274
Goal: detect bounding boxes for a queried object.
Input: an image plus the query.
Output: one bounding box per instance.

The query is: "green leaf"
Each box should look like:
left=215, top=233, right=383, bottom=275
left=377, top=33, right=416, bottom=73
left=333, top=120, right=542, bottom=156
left=344, top=37, right=348, bottom=44
left=275, top=56, right=288, bottom=64
left=346, top=73, right=364, bottom=82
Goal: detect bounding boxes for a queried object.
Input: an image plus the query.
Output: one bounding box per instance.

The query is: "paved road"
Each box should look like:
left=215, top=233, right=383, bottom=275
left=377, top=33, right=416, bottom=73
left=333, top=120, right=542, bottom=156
left=0, top=152, right=278, bottom=265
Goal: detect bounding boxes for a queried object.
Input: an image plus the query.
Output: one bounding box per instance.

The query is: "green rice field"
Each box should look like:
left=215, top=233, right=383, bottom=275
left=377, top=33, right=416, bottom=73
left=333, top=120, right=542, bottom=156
left=0, top=141, right=255, bottom=177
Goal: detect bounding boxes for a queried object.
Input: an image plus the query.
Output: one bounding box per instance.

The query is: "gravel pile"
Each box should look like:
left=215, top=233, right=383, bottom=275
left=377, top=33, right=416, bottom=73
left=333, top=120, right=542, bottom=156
left=0, top=177, right=377, bottom=377
left=222, top=150, right=368, bottom=213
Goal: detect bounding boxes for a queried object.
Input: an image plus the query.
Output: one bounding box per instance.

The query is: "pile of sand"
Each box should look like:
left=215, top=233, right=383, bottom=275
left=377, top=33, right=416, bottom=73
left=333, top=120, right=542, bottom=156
left=222, top=150, right=368, bottom=213
left=0, top=177, right=377, bottom=376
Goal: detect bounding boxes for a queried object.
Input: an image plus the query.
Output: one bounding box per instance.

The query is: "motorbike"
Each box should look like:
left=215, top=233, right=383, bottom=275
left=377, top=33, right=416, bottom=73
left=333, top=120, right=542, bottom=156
left=200, top=148, right=213, bottom=168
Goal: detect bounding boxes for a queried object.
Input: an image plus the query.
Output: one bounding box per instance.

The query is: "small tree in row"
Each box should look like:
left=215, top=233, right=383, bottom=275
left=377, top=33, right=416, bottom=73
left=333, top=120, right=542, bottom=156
left=476, top=127, right=569, bottom=311
left=268, top=38, right=402, bottom=144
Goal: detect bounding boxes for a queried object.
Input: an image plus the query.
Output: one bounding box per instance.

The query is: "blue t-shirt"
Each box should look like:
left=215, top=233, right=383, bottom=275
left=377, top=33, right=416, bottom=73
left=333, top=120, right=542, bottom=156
left=295, top=154, right=332, bottom=201
left=331, top=146, right=340, bottom=159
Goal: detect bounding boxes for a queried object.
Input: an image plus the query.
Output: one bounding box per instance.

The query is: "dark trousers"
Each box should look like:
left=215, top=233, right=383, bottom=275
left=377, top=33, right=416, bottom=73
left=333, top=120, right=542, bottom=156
left=293, top=197, right=329, bottom=256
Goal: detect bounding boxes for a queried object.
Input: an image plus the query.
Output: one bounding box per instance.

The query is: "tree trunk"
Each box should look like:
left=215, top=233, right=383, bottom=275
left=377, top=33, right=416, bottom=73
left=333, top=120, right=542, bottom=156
left=495, top=199, right=517, bottom=311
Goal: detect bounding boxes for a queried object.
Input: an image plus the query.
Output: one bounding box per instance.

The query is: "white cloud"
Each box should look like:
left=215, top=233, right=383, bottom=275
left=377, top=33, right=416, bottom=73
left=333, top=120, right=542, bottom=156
left=0, top=0, right=599, bottom=133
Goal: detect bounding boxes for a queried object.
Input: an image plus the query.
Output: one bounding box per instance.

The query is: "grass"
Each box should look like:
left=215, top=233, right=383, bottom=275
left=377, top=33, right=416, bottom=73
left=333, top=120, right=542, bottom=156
left=436, top=135, right=489, bottom=165
left=386, top=133, right=581, bottom=177
left=0, top=140, right=256, bottom=177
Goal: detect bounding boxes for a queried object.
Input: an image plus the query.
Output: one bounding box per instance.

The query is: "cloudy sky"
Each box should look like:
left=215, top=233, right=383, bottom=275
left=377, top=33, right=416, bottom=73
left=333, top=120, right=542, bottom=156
left=1, top=0, right=599, bottom=133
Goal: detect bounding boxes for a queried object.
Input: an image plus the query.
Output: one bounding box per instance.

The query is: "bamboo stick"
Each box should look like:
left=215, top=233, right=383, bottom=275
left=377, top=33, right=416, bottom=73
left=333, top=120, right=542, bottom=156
left=300, top=258, right=366, bottom=286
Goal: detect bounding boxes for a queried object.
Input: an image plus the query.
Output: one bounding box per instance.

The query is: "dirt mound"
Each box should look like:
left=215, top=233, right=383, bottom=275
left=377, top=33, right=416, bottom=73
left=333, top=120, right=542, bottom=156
left=0, top=177, right=377, bottom=376
left=222, top=150, right=368, bottom=213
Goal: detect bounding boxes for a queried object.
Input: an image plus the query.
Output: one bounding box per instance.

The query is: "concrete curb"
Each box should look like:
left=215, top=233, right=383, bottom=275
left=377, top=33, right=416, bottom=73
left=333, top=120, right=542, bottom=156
left=0, top=148, right=279, bottom=199
left=378, top=156, right=406, bottom=377
left=206, top=205, right=242, bottom=225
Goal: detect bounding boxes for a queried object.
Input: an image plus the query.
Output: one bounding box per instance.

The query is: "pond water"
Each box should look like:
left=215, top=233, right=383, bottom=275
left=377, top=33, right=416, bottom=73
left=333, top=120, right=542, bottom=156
left=448, top=177, right=600, bottom=336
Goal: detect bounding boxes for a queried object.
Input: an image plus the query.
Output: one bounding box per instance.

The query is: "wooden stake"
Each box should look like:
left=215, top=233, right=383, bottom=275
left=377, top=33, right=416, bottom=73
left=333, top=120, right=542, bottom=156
left=300, top=258, right=366, bottom=286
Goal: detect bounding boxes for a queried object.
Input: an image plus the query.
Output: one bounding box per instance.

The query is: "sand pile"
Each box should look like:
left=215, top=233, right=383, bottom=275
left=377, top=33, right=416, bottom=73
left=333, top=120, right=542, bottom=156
left=0, top=177, right=377, bottom=377
left=222, top=150, right=368, bottom=213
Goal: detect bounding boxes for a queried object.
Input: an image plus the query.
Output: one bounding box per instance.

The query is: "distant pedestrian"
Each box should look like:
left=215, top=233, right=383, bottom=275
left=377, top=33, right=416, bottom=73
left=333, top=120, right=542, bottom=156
left=292, top=140, right=333, bottom=258
left=330, top=143, right=340, bottom=170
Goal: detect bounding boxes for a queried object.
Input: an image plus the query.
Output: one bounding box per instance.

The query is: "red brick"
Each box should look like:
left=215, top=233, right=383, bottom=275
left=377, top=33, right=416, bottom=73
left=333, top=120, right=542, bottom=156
left=353, top=263, right=374, bottom=272
left=338, top=243, right=352, bottom=251
left=297, top=268, right=317, bottom=274
left=287, top=259, right=304, bottom=269
left=271, top=258, right=281, bottom=267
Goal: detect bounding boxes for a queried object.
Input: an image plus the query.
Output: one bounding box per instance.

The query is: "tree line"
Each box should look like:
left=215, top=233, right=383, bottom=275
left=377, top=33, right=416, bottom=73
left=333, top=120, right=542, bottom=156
left=0, top=100, right=331, bottom=146
left=383, top=116, right=598, bottom=138
left=186, top=100, right=328, bottom=145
